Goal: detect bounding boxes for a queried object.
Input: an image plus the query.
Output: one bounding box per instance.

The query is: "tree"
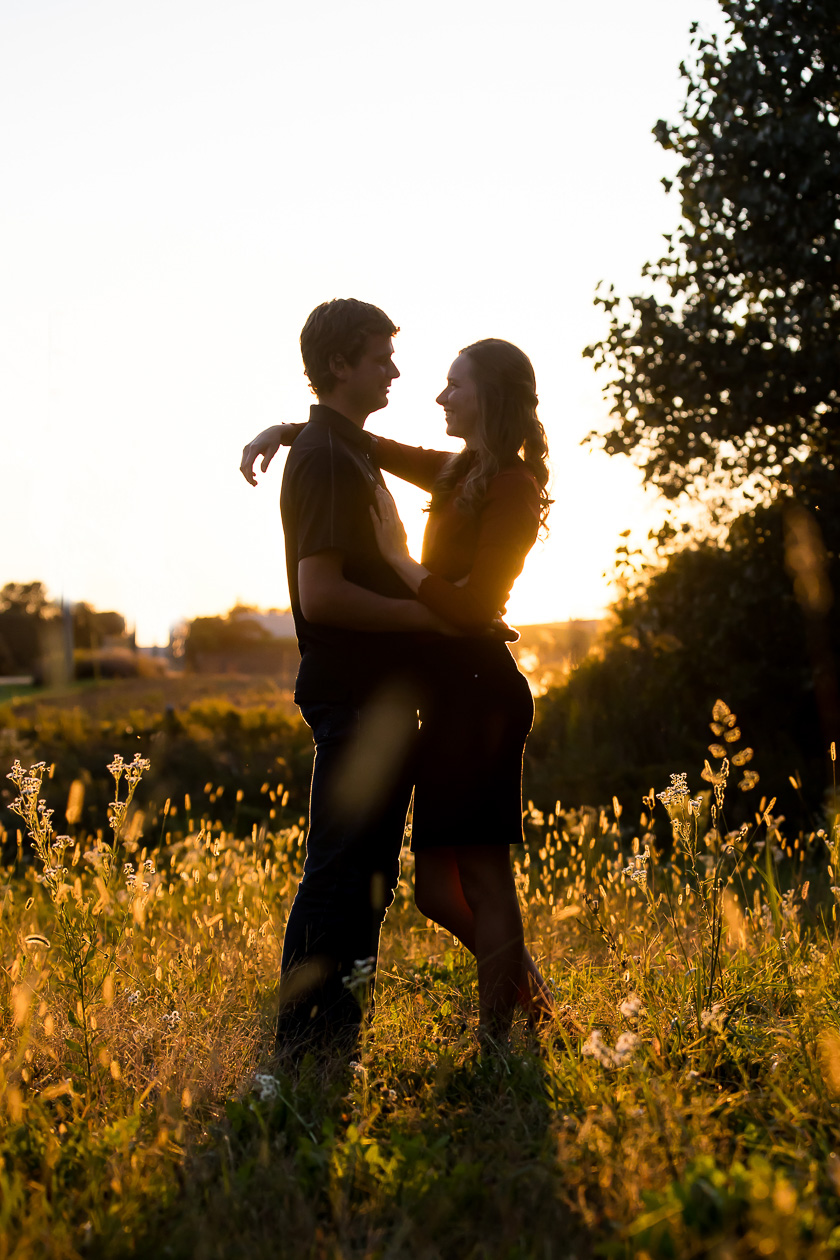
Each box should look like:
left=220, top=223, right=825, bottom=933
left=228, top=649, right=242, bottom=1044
left=72, top=603, right=127, bottom=650
left=533, top=1, right=840, bottom=819
left=185, top=611, right=271, bottom=658
left=585, top=0, right=840, bottom=506
left=526, top=493, right=840, bottom=823
left=0, top=582, right=54, bottom=617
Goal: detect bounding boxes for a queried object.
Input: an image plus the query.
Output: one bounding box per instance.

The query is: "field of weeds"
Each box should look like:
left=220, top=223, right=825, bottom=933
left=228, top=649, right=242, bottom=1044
left=2, top=699, right=840, bottom=1259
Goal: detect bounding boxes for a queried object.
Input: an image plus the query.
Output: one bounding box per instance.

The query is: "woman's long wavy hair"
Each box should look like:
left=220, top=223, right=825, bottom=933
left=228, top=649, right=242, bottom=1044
left=430, top=338, right=551, bottom=529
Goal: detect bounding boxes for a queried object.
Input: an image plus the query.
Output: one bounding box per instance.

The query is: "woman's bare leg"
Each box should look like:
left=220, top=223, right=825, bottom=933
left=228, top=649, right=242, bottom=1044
left=414, top=849, right=552, bottom=1019
left=414, top=848, right=477, bottom=952
left=447, top=845, right=526, bottom=1036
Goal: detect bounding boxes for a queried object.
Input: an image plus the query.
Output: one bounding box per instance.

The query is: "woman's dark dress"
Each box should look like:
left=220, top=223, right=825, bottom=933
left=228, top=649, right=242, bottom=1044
left=374, top=437, right=540, bottom=848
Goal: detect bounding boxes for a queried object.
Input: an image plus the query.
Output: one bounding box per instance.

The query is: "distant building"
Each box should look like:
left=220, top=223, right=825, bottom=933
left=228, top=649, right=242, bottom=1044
left=246, top=610, right=296, bottom=640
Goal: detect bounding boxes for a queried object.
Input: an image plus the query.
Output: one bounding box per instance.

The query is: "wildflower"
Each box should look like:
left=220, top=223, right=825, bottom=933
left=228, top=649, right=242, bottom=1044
left=623, top=866, right=648, bottom=889
left=252, top=1073, right=280, bottom=1103
left=124, top=756, right=150, bottom=786
left=582, top=1028, right=639, bottom=1069
left=621, top=847, right=649, bottom=889
left=757, top=903, right=774, bottom=933
left=657, top=773, right=690, bottom=811
left=657, top=775, right=703, bottom=844
left=619, top=995, right=644, bottom=1021
left=144, top=859, right=155, bottom=874
left=342, top=956, right=375, bottom=991
left=161, top=1010, right=181, bottom=1029
left=615, top=1032, right=640, bottom=1058
left=582, top=1029, right=613, bottom=1067
left=700, top=1004, right=726, bottom=1034
left=126, top=990, right=141, bottom=1006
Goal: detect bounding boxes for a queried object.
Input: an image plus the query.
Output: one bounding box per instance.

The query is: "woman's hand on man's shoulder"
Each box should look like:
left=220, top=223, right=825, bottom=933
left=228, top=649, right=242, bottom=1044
left=240, top=424, right=305, bottom=485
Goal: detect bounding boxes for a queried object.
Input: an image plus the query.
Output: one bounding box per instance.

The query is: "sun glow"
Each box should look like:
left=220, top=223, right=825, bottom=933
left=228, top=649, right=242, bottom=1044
left=1, top=0, right=723, bottom=643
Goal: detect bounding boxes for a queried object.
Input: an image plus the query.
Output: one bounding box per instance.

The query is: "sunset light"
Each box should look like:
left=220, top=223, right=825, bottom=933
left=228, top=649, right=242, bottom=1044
left=1, top=0, right=721, bottom=642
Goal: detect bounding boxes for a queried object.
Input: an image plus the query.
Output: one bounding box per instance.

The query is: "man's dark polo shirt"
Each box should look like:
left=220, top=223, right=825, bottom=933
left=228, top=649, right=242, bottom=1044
left=281, top=404, right=418, bottom=704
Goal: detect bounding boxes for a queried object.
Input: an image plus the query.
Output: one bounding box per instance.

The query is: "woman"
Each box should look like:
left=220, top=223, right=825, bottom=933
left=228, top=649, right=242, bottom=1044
left=367, top=339, right=552, bottom=1041
left=244, top=338, right=551, bottom=1041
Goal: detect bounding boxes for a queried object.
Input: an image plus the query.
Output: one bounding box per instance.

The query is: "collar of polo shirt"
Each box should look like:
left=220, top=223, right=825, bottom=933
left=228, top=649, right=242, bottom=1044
left=308, top=404, right=374, bottom=455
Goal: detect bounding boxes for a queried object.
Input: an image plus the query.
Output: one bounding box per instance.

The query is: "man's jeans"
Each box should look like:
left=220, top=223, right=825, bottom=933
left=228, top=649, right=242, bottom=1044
left=276, top=693, right=416, bottom=1052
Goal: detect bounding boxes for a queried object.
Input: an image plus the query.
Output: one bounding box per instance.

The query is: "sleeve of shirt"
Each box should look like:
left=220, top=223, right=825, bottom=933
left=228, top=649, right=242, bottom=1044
left=416, top=472, right=541, bottom=630
left=292, top=438, right=368, bottom=561
left=371, top=435, right=451, bottom=492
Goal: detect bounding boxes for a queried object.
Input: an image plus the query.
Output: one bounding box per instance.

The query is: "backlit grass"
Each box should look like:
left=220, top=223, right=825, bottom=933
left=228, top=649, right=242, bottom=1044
left=2, top=703, right=840, bottom=1258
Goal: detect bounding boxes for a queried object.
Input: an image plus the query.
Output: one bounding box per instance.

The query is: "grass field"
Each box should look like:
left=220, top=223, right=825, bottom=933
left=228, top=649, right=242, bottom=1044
left=1, top=672, right=299, bottom=723
left=2, top=697, right=840, bottom=1258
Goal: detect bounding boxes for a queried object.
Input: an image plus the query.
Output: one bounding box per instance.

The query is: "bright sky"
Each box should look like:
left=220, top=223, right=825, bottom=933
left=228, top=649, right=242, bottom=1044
left=1, top=0, right=723, bottom=645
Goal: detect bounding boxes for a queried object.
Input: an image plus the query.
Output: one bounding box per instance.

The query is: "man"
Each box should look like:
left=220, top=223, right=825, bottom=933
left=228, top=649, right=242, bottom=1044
left=241, top=298, right=446, bottom=1055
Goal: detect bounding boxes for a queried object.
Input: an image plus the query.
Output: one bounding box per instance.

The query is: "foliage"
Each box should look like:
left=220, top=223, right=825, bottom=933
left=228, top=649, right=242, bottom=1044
left=585, top=0, right=840, bottom=505
left=2, top=716, right=840, bottom=1257
left=0, top=583, right=63, bottom=676
left=186, top=614, right=271, bottom=655
left=0, top=693, right=314, bottom=849
left=0, top=586, right=130, bottom=678
left=72, top=604, right=127, bottom=651
left=529, top=491, right=840, bottom=824
left=0, top=582, right=55, bottom=617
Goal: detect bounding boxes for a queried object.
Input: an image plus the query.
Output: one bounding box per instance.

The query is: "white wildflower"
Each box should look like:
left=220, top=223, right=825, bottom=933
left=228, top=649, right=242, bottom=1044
left=615, top=1032, right=640, bottom=1058
left=252, top=1073, right=280, bottom=1102
left=342, top=956, right=375, bottom=993
left=700, top=1004, right=726, bottom=1034
left=582, top=1028, right=639, bottom=1069
left=657, top=773, right=689, bottom=809
left=619, top=995, right=644, bottom=1021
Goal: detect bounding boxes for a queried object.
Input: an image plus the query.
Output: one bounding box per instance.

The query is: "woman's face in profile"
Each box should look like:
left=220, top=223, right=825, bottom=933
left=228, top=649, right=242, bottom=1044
left=436, top=354, right=479, bottom=447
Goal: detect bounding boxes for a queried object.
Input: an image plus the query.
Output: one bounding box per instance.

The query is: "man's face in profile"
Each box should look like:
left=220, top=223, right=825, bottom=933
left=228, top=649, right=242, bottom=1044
left=339, top=333, right=400, bottom=417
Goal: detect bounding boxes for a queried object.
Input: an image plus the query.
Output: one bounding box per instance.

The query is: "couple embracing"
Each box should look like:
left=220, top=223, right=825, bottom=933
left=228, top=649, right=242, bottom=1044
left=241, top=298, right=552, bottom=1057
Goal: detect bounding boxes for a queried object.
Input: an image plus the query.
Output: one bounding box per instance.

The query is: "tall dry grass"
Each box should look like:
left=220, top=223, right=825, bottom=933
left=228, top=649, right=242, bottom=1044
left=1, top=700, right=840, bottom=1258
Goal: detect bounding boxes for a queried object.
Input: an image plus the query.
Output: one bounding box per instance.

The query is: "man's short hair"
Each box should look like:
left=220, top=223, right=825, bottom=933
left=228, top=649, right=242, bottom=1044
left=300, top=299, right=398, bottom=395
